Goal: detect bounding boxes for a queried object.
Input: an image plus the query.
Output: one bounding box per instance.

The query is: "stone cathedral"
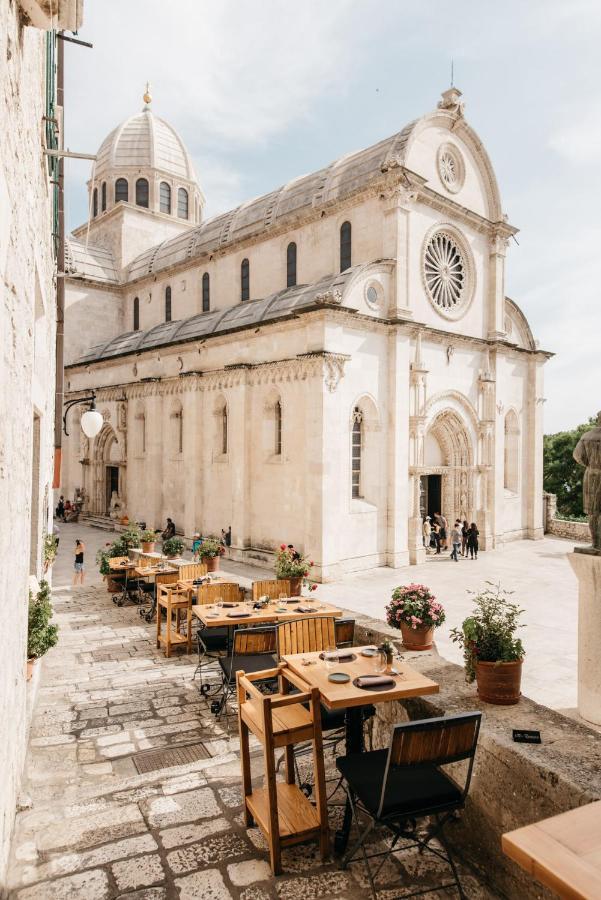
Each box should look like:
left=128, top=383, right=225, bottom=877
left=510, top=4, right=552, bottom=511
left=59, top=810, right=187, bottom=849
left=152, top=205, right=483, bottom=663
left=60, top=86, right=550, bottom=580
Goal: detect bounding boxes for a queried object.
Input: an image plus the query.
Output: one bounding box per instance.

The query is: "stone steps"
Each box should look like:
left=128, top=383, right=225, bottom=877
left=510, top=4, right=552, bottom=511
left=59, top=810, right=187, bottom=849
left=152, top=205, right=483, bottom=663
left=80, top=515, right=116, bottom=532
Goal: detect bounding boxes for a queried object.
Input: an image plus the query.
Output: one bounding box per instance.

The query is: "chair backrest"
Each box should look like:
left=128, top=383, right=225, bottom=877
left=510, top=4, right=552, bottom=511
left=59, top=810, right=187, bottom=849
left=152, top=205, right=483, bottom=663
left=179, top=562, right=208, bottom=580
left=197, top=582, right=242, bottom=605
left=233, top=626, right=276, bottom=656
left=154, top=572, right=179, bottom=587
left=139, top=554, right=156, bottom=567
left=334, top=617, right=355, bottom=648
left=252, top=579, right=291, bottom=601
left=276, top=616, right=336, bottom=658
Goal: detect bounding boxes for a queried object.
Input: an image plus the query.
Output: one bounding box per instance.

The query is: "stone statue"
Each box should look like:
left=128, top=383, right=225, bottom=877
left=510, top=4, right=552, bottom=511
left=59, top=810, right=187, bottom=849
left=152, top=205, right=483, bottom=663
left=573, top=412, right=601, bottom=552
left=109, top=491, right=125, bottom=521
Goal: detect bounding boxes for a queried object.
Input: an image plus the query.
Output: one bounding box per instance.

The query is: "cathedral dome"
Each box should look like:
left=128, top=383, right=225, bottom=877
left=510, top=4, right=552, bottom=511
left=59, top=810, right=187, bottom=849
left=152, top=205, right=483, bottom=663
left=87, top=89, right=204, bottom=226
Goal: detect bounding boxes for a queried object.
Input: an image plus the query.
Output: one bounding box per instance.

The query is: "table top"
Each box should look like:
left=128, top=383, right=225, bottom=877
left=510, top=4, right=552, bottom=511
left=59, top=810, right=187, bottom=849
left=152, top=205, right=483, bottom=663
left=502, top=800, right=601, bottom=900
left=282, top=646, right=439, bottom=710
left=134, top=565, right=177, bottom=577
left=177, top=576, right=227, bottom=590
left=192, top=599, right=343, bottom=628
left=108, top=560, right=138, bottom=572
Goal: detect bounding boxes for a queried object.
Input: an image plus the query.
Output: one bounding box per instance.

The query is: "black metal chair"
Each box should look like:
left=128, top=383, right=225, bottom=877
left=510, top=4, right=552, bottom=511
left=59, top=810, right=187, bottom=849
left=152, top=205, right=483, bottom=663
left=337, top=711, right=482, bottom=899
left=213, top=626, right=277, bottom=733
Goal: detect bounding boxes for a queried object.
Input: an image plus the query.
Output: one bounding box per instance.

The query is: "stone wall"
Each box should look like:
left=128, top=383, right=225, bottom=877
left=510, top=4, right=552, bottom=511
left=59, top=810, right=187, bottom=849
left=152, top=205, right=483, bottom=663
left=0, top=6, right=57, bottom=884
left=353, top=614, right=601, bottom=899
left=543, top=492, right=590, bottom=542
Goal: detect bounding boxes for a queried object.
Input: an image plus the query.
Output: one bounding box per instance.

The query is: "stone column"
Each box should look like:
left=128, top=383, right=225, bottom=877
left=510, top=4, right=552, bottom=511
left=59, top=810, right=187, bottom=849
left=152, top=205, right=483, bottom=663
left=408, top=474, right=425, bottom=565
left=487, top=227, right=509, bottom=340
left=568, top=549, right=601, bottom=725
left=182, top=383, right=202, bottom=540
left=526, top=356, right=545, bottom=539
left=387, top=331, right=411, bottom=567
left=229, top=372, right=251, bottom=551
left=381, top=186, right=417, bottom=320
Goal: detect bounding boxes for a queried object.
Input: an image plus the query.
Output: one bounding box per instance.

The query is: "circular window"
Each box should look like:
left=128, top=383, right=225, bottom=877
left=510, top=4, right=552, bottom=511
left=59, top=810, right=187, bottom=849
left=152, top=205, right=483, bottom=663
left=437, top=143, right=465, bottom=193
left=422, top=227, right=474, bottom=319
left=364, top=280, right=383, bottom=310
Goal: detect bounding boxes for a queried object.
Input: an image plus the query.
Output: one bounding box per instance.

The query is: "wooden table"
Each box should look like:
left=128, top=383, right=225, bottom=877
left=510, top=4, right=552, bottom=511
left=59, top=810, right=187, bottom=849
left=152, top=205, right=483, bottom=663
left=192, top=599, right=343, bottom=629
left=502, top=801, right=601, bottom=899
left=282, top=646, right=439, bottom=851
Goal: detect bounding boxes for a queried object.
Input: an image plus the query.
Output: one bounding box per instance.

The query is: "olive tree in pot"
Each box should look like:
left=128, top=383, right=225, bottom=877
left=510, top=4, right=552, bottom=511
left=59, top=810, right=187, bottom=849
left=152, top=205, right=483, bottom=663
left=385, top=584, right=446, bottom=650
left=27, top=580, right=58, bottom=680
left=196, top=537, right=225, bottom=571
left=162, top=536, right=185, bottom=559
left=450, top=582, right=525, bottom=705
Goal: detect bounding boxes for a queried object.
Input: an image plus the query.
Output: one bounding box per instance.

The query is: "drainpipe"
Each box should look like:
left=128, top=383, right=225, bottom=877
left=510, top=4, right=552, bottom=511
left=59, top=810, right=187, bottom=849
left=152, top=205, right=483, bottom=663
left=53, top=31, right=64, bottom=489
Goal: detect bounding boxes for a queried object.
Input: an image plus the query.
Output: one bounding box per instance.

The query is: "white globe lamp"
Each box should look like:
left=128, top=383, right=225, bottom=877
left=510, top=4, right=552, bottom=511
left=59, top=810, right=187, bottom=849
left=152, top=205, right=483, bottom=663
left=80, top=406, right=103, bottom=438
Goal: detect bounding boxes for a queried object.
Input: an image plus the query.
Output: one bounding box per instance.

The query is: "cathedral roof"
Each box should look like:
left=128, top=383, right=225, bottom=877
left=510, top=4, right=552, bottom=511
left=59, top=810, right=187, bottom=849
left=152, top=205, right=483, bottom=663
left=72, top=267, right=361, bottom=365
left=94, top=107, right=197, bottom=182
left=65, top=237, right=119, bottom=284
left=126, top=121, right=418, bottom=282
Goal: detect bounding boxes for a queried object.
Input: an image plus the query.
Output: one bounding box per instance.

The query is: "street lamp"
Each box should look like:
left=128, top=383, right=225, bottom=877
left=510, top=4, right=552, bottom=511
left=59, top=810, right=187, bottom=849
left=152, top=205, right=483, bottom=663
left=63, top=393, right=103, bottom=438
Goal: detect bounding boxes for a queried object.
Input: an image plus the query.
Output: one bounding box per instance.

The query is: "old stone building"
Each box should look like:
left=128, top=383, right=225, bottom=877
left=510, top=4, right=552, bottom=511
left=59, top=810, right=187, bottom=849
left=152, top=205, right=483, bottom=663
left=0, top=0, right=83, bottom=881
left=61, top=86, right=550, bottom=580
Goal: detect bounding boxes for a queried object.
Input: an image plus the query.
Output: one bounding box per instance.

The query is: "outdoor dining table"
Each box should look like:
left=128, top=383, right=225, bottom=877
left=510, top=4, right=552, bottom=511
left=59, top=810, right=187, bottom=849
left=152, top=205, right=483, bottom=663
left=191, top=598, right=343, bottom=629
left=134, top=564, right=179, bottom=621
left=281, top=646, right=440, bottom=852
left=502, top=800, right=601, bottom=899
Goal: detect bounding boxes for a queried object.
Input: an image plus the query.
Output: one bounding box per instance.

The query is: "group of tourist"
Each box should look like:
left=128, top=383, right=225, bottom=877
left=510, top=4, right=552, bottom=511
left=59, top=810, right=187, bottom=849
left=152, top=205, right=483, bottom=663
left=423, top=513, right=479, bottom=560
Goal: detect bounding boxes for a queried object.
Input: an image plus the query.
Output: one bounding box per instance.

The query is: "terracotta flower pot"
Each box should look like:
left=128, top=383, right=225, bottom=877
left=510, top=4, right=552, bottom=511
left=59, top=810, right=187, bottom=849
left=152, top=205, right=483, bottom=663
left=400, top=622, right=435, bottom=651
left=205, top=556, right=220, bottom=572
left=475, top=659, right=522, bottom=705
left=26, top=658, right=36, bottom=681
left=289, top=576, right=302, bottom=597
left=141, top=541, right=155, bottom=553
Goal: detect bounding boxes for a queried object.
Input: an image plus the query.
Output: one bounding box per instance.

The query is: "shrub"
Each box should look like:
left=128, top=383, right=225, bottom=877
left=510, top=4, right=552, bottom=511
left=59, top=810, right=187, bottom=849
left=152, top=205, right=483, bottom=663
left=96, top=524, right=142, bottom=575
left=162, top=536, right=184, bottom=557
left=140, top=529, right=157, bottom=542
left=385, top=584, right=445, bottom=630
left=450, top=582, right=525, bottom=683
left=196, top=537, right=225, bottom=559
left=42, top=533, right=58, bottom=569
left=28, top=580, right=58, bottom=660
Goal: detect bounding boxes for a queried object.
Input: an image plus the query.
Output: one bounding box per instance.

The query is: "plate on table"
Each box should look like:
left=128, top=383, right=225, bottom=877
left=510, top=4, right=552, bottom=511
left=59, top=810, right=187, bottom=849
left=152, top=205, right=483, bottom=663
left=328, top=672, right=351, bottom=684
left=361, top=647, right=378, bottom=657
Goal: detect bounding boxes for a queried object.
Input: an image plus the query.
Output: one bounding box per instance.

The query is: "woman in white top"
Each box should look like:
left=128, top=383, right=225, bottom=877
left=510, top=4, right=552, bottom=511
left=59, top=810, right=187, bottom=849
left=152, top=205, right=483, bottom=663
left=422, top=516, right=432, bottom=551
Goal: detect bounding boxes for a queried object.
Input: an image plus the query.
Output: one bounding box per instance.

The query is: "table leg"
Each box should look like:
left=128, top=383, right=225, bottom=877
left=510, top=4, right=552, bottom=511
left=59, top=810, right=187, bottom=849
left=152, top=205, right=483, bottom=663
left=335, top=706, right=364, bottom=854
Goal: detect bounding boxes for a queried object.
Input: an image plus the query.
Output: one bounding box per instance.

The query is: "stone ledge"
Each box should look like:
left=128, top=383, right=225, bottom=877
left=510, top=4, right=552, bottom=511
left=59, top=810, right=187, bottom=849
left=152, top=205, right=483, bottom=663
left=350, top=610, right=601, bottom=899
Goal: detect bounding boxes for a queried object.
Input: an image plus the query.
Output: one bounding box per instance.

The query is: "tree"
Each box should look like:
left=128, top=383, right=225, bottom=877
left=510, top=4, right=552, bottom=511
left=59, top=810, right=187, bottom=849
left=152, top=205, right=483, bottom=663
left=543, top=418, right=595, bottom=519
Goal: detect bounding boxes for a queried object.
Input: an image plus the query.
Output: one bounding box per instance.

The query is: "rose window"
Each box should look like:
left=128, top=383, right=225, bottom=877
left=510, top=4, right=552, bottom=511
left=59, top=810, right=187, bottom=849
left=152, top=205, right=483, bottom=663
left=424, top=231, right=465, bottom=311
left=439, top=151, right=458, bottom=189
left=437, top=143, right=465, bottom=193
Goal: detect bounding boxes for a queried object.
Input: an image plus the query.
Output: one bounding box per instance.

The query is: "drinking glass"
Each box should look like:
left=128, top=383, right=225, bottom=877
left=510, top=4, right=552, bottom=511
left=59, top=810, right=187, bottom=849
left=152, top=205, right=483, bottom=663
left=371, top=649, right=387, bottom=674
left=278, top=593, right=287, bottom=603
left=323, top=645, right=338, bottom=671
left=215, top=596, right=223, bottom=611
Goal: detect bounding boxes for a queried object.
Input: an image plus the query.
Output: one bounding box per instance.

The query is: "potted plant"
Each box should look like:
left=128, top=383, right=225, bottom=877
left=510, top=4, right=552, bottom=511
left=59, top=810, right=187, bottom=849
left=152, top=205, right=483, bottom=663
left=96, top=524, right=141, bottom=590
left=140, top=529, right=157, bottom=553
left=450, top=583, right=525, bottom=705
left=162, top=536, right=185, bottom=559
left=379, top=639, right=396, bottom=673
left=27, top=580, right=58, bottom=680
left=197, top=537, right=225, bottom=572
left=385, top=584, right=445, bottom=650
left=42, top=533, right=58, bottom=574
left=275, top=544, right=315, bottom=596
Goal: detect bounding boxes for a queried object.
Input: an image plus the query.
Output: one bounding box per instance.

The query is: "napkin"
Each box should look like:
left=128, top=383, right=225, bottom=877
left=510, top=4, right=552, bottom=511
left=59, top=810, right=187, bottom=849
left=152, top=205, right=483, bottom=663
left=227, top=611, right=250, bottom=618
left=295, top=605, right=315, bottom=613
left=355, top=675, right=395, bottom=688
left=334, top=650, right=355, bottom=661
left=222, top=602, right=237, bottom=608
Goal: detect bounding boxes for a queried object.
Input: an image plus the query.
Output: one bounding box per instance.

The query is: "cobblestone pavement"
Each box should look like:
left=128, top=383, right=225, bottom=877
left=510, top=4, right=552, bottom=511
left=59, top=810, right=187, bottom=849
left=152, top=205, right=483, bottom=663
left=7, top=529, right=495, bottom=899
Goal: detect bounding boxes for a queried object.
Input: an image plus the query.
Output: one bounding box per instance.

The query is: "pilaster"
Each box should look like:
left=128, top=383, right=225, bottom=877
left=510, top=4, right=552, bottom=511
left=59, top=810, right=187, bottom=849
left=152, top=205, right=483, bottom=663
left=387, top=330, right=411, bottom=567
left=487, top=227, right=510, bottom=340
left=477, top=348, right=495, bottom=549
left=382, top=186, right=418, bottom=320
left=526, top=356, right=545, bottom=539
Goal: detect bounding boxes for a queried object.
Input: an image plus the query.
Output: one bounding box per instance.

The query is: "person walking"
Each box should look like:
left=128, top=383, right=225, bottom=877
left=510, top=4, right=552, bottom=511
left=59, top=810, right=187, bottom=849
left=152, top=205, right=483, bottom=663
left=461, top=519, right=469, bottom=557
left=467, top=522, right=479, bottom=560
left=422, top=516, right=431, bottom=552
left=450, top=520, right=462, bottom=561
left=431, top=520, right=441, bottom=554
left=73, top=539, right=86, bottom=586
left=56, top=495, right=65, bottom=521
left=434, top=512, right=448, bottom=551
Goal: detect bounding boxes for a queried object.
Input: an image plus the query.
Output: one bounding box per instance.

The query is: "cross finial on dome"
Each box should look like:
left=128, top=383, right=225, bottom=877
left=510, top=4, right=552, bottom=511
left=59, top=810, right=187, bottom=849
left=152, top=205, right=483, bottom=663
left=143, top=81, right=152, bottom=109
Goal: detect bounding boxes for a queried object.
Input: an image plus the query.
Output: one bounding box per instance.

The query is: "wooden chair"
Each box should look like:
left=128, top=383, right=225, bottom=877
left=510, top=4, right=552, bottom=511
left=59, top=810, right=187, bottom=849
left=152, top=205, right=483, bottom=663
left=252, top=579, right=291, bottom=602
left=237, top=664, right=329, bottom=874
left=276, top=615, right=336, bottom=658
left=215, top=626, right=277, bottom=732
left=335, top=617, right=356, bottom=648
left=138, top=553, right=156, bottom=568
left=338, top=711, right=482, bottom=899
left=179, top=562, right=208, bottom=581
left=156, top=582, right=193, bottom=657
left=141, top=570, right=178, bottom=623
left=197, top=582, right=242, bottom=605
left=194, top=582, right=244, bottom=693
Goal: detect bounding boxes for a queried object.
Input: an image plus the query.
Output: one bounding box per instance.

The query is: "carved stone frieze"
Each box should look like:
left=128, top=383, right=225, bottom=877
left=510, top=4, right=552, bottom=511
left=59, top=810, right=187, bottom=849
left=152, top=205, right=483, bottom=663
left=314, top=289, right=343, bottom=306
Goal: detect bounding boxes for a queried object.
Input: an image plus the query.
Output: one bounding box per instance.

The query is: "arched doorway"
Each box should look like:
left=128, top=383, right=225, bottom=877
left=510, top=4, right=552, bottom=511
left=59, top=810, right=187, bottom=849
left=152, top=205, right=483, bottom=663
left=420, top=409, right=475, bottom=524
left=90, top=423, right=126, bottom=516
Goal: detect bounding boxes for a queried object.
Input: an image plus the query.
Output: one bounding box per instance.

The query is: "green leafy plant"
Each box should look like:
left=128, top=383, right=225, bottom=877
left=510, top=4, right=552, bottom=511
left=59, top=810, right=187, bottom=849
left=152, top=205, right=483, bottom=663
left=544, top=417, right=596, bottom=518
left=162, top=536, right=184, bottom=557
left=42, top=533, right=58, bottom=569
left=196, top=537, right=225, bottom=559
left=386, top=584, right=446, bottom=630
left=28, top=580, right=58, bottom=660
left=450, top=582, right=525, bottom=683
left=96, top=524, right=142, bottom=576
left=275, top=544, right=316, bottom=590
left=140, top=529, right=157, bottom=542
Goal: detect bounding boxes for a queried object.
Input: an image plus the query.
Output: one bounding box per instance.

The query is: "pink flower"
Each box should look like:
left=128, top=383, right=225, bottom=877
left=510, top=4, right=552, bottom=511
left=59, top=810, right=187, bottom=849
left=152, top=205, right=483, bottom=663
left=280, top=543, right=286, bottom=550
left=309, top=560, right=314, bottom=567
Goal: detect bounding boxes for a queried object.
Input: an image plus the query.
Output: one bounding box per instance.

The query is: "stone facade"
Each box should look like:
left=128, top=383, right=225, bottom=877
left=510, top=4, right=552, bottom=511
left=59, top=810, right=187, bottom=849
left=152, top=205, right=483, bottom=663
left=0, top=3, right=67, bottom=883
left=543, top=492, right=590, bottom=542
left=61, top=88, right=550, bottom=580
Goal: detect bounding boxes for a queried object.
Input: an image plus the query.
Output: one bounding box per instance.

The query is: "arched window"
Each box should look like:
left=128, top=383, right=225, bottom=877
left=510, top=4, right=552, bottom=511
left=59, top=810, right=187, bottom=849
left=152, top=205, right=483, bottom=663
left=222, top=406, right=228, bottom=455
left=136, top=177, right=149, bottom=208
left=351, top=407, right=362, bottom=498
left=286, top=242, right=297, bottom=288
left=177, top=187, right=188, bottom=219
left=92, top=187, right=98, bottom=218
left=165, top=285, right=172, bottom=322
left=340, top=221, right=352, bottom=272
left=133, top=296, right=140, bottom=331
left=275, top=400, right=282, bottom=455
left=202, top=272, right=210, bottom=312
left=101, top=181, right=107, bottom=212
left=241, top=258, right=249, bottom=301
left=504, top=411, right=520, bottom=493
left=160, top=181, right=171, bottom=214
left=115, top=178, right=128, bottom=203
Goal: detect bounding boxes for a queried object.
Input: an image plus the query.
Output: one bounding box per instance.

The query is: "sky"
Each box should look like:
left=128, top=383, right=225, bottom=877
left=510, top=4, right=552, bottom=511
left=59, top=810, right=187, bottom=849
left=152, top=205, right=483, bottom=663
left=64, top=0, right=601, bottom=434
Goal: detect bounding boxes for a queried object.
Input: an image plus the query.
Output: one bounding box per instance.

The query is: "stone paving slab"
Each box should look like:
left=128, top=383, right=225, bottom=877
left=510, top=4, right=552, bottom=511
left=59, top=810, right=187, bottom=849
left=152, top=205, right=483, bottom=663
left=7, top=532, right=497, bottom=899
